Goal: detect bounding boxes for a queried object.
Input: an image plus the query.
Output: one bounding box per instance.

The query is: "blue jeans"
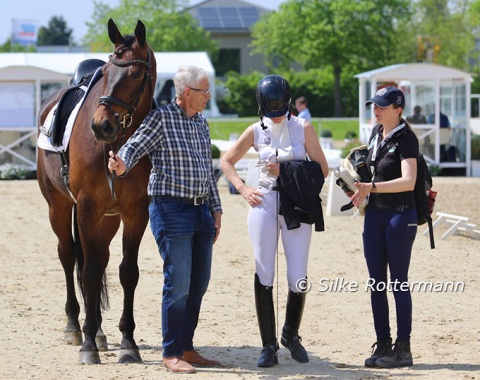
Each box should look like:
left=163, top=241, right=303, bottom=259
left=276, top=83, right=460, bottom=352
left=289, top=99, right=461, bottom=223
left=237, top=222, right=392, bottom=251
left=149, top=199, right=216, bottom=357
left=363, top=207, right=417, bottom=341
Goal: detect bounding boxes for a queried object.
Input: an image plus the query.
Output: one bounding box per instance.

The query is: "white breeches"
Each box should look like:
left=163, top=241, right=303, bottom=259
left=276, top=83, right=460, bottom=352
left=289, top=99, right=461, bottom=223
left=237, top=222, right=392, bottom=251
left=248, top=190, right=312, bottom=291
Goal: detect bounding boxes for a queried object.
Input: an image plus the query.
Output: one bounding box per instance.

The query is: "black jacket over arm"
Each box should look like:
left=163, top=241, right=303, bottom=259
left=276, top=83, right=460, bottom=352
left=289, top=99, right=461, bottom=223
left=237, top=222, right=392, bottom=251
left=277, top=160, right=325, bottom=231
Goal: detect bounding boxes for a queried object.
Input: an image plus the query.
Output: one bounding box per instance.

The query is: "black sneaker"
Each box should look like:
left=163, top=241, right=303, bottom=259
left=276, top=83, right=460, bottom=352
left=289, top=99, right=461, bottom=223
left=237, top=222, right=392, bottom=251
left=364, top=337, right=392, bottom=367
left=376, top=339, right=413, bottom=368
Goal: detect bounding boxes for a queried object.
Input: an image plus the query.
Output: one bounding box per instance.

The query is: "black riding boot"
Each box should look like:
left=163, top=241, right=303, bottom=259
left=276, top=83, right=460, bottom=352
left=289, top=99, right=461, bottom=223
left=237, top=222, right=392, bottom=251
left=280, top=289, right=309, bottom=363
left=364, top=337, right=392, bottom=367
left=254, top=273, right=278, bottom=367
left=376, top=338, right=413, bottom=368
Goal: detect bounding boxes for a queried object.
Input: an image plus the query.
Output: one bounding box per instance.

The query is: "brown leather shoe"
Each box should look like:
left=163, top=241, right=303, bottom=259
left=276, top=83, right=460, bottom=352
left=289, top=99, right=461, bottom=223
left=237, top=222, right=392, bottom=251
left=162, top=356, right=196, bottom=373
left=183, top=350, right=221, bottom=367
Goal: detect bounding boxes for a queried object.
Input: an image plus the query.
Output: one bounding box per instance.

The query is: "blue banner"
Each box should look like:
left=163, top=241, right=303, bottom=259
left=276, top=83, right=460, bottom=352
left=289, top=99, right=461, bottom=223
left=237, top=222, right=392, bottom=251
left=11, top=19, right=38, bottom=45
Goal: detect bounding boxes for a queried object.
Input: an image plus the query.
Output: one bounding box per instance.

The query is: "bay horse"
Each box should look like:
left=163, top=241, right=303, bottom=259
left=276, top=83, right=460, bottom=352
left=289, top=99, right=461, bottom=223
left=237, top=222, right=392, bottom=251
left=37, top=19, right=157, bottom=364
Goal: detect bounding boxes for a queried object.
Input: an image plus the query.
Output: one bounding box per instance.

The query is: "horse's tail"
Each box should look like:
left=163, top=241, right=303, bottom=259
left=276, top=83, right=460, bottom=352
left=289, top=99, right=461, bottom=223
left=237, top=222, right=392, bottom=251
left=73, top=205, right=85, bottom=301
left=73, top=204, right=110, bottom=310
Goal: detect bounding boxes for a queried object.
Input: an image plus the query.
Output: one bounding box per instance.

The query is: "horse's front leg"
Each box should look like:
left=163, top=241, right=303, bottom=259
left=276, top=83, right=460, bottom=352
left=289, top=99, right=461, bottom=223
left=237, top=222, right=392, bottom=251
left=78, top=214, right=118, bottom=364
left=117, top=213, right=149, bottom=363
left=79, top=264, right=107, bottom=364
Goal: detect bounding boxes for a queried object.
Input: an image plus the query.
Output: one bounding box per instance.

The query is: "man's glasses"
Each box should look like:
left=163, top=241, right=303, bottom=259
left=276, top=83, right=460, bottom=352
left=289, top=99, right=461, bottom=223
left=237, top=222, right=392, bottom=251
left=189, top=87, right=211, bottom=96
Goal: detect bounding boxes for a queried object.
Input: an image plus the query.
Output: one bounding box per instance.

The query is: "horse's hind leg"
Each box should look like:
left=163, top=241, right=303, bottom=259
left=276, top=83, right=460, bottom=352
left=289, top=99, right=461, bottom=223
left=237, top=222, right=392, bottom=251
left=37, top=150, right=82, bottom=346
left=95, top=285, right=108, bottom=351
left=48, top=198, right=83, bottom=345
left=116, top=214, right=149, bottom=363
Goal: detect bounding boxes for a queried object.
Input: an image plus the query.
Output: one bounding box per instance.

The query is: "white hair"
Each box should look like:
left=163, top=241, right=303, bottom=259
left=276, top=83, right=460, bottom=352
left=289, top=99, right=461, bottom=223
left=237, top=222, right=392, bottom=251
left=174, top=66, right=209, bottom=97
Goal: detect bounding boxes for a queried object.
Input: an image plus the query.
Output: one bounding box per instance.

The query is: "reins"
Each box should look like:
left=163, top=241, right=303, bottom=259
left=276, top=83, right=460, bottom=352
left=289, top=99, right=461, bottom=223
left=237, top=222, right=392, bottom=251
left=275, top=149, right=280, bottom=345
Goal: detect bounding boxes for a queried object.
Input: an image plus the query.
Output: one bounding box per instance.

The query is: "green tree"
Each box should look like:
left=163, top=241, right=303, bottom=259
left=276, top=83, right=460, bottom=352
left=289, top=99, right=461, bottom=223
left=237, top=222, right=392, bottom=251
left=218, top=68, right=340, bottom=117
left=37, top=16, right=73, bottom=46
left=218, top=71, right=264, bottom=116
left=411, top=0, right=475, bottom=69
left=283, top=68, right=336, bottom=117
left=0, top=39, right=36, bottom=52
left=83, top=0, right=218, bottom=57
left=251, top=0, right=412, bottom=117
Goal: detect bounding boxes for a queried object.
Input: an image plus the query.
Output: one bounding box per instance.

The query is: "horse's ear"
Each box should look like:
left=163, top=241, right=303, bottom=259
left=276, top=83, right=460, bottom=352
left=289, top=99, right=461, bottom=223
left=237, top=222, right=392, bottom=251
left=135, top=20, right=146, bottom=47
left=108, top=19, right=124, bottom=45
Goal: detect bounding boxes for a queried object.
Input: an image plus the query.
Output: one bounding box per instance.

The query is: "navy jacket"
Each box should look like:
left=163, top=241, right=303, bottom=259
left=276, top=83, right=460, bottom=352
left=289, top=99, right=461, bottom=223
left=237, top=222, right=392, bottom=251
left=277, top=160, right=325, bottom=231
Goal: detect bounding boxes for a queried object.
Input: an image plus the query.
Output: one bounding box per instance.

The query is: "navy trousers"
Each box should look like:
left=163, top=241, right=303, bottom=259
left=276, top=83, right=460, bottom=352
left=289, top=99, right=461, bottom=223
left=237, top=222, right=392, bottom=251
left=363, top=207, right=417, bottom=341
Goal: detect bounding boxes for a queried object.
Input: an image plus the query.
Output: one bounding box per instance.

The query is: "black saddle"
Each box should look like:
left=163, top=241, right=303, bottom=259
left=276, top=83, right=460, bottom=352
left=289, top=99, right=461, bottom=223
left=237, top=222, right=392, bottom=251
left=70, top=59, right=106, bottom=87
left=50, top=59, right=105, bottom=147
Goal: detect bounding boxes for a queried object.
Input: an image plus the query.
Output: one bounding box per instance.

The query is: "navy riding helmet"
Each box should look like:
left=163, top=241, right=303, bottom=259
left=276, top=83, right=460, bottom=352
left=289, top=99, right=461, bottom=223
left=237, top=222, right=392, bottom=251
left=256, top=75, right=291, bottom=118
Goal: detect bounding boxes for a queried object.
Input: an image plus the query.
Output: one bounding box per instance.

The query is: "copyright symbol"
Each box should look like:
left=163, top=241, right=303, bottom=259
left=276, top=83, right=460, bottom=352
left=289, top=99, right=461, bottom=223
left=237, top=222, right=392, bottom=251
left=295, top=278, right=312, bottom=293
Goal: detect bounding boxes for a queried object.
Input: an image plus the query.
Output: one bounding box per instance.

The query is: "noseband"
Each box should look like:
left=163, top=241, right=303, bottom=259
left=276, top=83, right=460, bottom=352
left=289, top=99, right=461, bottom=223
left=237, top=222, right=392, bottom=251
left=98, top=48, right=152, bottom=134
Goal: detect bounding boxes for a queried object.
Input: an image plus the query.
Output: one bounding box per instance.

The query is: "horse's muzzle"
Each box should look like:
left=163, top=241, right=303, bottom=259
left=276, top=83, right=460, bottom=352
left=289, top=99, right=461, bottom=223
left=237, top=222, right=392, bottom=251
left=91, top=119, right=118, bottom=143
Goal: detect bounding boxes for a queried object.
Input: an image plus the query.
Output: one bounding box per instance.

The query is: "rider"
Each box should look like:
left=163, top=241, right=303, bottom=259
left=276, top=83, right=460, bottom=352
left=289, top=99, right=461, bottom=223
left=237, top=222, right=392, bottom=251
left=221, top=75, right=329, bottom=367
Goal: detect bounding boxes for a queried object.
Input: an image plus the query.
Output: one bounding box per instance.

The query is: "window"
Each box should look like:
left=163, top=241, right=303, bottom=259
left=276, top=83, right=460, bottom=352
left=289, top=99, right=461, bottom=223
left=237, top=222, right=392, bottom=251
left=0, top=83, right=35, bottom=127
left=214, top=49, right=240, bottom=77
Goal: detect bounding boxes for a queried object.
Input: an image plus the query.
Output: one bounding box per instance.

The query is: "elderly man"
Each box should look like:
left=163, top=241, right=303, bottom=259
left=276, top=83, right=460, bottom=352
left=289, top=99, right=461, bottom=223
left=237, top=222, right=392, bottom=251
left=108, top=66, right=222, bottom=374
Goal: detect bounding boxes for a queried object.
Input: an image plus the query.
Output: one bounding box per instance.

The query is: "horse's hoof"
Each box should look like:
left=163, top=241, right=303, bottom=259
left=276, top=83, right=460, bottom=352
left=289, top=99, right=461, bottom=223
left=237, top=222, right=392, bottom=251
left=79, top=350, right=101, bottom=364
left=64, top=331, right=83, bottom=346
left=118, top=349, right=143, bottom=363
left=95, top=335, right=108, bottom=351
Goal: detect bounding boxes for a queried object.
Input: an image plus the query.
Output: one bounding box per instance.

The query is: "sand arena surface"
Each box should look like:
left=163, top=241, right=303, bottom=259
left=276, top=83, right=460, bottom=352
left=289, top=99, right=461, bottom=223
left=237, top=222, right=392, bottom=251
left=0, top=177, right=479, bottom=379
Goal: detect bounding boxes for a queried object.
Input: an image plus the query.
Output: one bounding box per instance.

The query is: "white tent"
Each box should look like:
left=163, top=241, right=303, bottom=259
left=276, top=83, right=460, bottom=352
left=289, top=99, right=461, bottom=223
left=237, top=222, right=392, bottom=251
left=0, top=51, right=219, bottom=117
left=0, top=52, right=219, bottom=169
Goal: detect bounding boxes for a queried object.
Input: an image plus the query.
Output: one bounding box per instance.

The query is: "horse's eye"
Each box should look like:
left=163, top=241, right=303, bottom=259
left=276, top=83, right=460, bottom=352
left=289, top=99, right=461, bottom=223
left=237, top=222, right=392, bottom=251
left=132, top=71, right=142, bottom=80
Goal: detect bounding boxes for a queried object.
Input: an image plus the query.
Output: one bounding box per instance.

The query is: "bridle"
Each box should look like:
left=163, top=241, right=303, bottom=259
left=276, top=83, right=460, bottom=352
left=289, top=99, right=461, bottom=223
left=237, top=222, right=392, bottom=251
left=98, top=47, right=153, bottom=200
left=98, top=48, right=152, bottom=138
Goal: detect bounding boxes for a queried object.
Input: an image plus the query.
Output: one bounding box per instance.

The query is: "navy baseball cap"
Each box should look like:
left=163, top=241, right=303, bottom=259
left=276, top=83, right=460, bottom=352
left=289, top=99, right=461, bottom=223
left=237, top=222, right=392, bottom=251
left=365, top=86, right=405, bottom=109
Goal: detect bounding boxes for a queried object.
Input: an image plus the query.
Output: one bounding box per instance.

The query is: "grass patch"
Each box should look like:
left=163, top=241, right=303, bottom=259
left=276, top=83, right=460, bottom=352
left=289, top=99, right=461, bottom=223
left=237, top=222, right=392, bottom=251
left=209, top=117, right=359, bottom=141
left=209, top=118, right=257, bottom=140
left=317, top=119, right=359, bottom=141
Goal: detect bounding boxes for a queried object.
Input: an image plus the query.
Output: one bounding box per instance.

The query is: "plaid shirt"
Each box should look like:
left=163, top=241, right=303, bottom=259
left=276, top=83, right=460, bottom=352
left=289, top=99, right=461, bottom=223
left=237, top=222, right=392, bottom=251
left=118, top=99, right=222, bottom=214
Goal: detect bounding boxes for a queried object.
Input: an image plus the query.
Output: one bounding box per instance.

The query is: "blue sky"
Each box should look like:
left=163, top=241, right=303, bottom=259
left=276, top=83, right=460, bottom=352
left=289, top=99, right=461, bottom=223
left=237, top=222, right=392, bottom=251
left=0, top=0, right=282, bottom=45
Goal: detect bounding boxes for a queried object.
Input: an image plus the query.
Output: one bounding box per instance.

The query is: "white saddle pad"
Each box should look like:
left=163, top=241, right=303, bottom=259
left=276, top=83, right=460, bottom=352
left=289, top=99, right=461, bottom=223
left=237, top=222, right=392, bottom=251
left=37, top=66, right=103, bottom=152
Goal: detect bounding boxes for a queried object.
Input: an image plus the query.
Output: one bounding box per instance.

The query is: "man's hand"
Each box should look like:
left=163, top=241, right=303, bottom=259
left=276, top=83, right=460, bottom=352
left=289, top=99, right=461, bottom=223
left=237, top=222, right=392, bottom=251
left=108, top=150, right=127, bottom=176
left=212, top=211, right=222, bottom=244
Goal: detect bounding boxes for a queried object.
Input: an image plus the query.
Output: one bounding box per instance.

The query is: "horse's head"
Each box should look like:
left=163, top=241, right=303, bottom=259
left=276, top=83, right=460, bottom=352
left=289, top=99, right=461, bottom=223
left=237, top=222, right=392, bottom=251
left=91, top=19, right=157, bottom=144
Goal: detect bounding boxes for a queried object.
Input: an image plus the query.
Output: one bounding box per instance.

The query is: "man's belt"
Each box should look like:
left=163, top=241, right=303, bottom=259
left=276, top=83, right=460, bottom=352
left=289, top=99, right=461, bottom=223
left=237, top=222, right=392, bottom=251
left=149, top=195, right=208, bottom=206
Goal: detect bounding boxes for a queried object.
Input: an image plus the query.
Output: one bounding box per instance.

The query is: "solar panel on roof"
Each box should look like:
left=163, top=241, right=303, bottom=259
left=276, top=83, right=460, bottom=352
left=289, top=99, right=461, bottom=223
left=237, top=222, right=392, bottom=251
left=239, top=7, right=260, bottom=27
left=219, top=7, right=243, bottom=28
left=198, top=7, right=223, bottom=28
left=196, top=6, right=261, bottom=30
